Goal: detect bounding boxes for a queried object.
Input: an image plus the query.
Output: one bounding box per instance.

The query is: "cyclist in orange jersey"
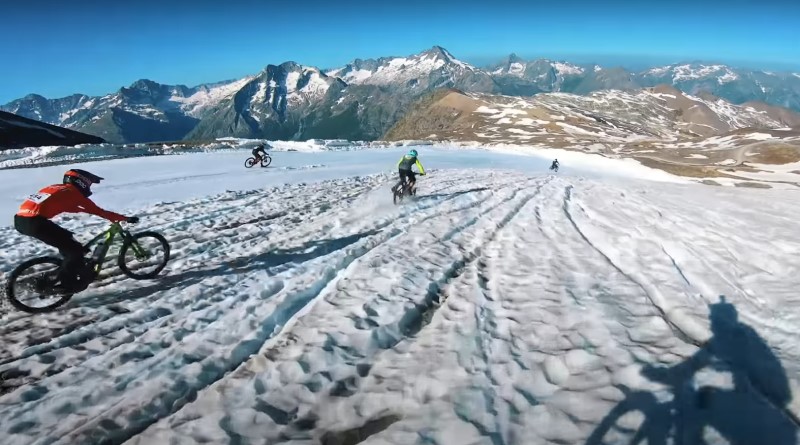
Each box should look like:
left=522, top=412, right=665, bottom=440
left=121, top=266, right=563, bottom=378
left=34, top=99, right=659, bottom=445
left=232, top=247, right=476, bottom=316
left=14, top=168, right=138, bottom=291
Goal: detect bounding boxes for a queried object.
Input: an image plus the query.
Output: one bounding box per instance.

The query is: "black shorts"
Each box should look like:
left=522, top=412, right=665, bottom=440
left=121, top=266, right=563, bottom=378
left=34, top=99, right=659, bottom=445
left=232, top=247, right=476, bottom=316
left=399, top=169, right=416, bottom=183
left=14, top=215, right=85, bottom=263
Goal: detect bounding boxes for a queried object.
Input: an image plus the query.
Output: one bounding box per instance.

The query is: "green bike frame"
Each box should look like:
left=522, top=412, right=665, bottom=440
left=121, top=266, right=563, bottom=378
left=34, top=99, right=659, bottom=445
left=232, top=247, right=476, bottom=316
left=85, top=222, right=147, bottom=274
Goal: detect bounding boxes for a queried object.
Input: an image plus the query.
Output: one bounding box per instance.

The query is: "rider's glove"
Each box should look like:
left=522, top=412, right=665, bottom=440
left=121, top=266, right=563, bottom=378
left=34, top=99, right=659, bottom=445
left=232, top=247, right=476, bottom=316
left=127, top=216, right=140, bottom=224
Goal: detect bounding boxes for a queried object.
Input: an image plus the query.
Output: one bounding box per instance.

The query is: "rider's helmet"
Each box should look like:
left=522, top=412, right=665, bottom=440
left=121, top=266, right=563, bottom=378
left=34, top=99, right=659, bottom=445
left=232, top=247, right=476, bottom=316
left=64, top=168, right=104, bottom=197
left=408, top=149, right=418, bottom=157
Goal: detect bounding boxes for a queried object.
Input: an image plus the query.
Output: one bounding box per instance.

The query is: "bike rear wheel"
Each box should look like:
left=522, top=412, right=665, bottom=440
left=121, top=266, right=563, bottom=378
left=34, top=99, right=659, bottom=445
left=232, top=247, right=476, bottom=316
left=245, top=157, right=257, bottom=168
left=118, top=232, right=171, bottom=279
left=261, top=154, right=272, bottom=167
left=5, top=257, right=75, bottom=313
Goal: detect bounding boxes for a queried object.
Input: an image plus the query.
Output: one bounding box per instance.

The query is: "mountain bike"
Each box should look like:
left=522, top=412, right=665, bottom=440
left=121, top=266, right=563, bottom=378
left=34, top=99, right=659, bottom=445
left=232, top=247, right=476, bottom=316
left=5, top=221, right=170, bottom=313
left=245, top=154, right=272, bottom=168
left=392, top=174, right=424, bottom=205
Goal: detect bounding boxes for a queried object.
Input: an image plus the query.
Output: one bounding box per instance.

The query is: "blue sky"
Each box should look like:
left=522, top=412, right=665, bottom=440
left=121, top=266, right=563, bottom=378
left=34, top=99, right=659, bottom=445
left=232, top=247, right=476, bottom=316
left=2, top=0, right=798, bottom=103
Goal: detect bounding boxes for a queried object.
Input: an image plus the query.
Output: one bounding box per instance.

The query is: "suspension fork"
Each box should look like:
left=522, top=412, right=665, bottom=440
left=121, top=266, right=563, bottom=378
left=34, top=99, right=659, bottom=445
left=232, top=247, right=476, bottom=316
left=124, top=231, right=148, bottom=258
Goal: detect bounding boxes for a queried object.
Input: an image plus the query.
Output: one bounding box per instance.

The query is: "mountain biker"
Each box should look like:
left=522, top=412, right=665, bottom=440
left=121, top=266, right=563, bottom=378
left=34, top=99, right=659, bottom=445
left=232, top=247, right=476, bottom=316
left=395, top=149, right=426, bottom=194
left=550, top=159, right=560, bottom=171
left=14, top=169, right=139, bottom=292
left=252, top=143, right=270, bottom=162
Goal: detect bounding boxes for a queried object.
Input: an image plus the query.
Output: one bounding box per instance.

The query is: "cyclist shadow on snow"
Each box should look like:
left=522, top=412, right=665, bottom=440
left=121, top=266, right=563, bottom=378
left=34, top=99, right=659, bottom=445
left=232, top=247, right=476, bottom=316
left=77, top=229, right=382, bottom=309
left=585, top=296, right=798, bottom=445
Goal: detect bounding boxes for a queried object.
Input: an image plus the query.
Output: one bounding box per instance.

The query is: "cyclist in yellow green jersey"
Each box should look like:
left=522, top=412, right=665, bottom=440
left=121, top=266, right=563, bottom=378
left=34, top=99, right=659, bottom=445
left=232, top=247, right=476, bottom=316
left=394, top=149, right=426, bottom=194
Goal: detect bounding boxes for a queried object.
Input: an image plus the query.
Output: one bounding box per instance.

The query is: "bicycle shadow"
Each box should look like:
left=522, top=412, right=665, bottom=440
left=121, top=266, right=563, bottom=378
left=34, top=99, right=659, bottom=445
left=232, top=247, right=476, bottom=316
left=586, top=296, right=799, bottom=445
left=76, top=229, right=382, bottom=308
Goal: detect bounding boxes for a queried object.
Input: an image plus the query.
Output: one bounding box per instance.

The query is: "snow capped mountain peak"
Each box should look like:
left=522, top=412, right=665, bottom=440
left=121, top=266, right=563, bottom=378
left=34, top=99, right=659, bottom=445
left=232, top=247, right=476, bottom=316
left=325, top=46, right=477, bottom=87
left=552, top=61, right=585, bottom=76
left=491, top=56, right=584, bottom=79
left=672, top=63, right=727, bottom=81
left=241, top=62, right=341, bottom=123
left=420, top=45, right=453, bottom=60
left=645, top=65, right=673, bottom=76
left=642, top=63, right=740, bottom=84
left=170, top=77, right=254, bottom=117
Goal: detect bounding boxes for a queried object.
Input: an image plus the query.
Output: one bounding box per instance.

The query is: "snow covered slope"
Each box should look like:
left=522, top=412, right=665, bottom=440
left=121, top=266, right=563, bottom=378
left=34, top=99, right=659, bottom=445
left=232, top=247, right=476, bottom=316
left=0, top=148, right=798, bottom=444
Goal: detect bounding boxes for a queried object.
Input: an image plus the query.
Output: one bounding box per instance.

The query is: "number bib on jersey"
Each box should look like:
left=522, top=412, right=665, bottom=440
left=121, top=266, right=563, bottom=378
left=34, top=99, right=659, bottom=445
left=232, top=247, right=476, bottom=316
left=26, top=192, right=51, bottom=204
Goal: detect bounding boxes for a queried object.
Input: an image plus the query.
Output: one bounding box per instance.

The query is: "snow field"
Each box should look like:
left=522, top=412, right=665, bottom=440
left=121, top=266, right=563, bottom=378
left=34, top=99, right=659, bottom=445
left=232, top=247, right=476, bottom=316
left=0, top=148, right=798, bottom=444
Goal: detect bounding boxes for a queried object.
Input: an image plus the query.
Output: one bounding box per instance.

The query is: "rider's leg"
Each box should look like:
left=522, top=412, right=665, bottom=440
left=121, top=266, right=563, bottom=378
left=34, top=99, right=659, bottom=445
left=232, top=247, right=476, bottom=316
left=15, top=215, right=87, bottom=287
left=396, top=170, right=409, bottom=191
left=408, top=171, right=417, bottom=194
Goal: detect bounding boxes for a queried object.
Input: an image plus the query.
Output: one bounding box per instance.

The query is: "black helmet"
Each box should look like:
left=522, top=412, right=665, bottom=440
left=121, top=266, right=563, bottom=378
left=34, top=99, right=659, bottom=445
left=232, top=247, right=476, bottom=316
left=64, top=168, right=104, bottom=197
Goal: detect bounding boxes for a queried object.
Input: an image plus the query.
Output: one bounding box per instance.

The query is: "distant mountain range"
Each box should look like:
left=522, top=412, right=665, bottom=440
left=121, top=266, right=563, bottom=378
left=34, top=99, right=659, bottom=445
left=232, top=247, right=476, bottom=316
left=3, top=46, right=800, bottom=144
left=385, top=85, right=800, bottom=143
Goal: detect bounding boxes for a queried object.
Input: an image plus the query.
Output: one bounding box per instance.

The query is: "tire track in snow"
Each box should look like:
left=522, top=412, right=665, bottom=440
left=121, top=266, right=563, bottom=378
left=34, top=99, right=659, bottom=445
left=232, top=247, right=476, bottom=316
left=450, top=178, right=557, bottom=445
left=317, top=176, right=550, bottom=444
left=74, top=176, right=513, bottom=444
left=125, top=175, right=540, bottom=444
left=567, top=185, right=800, bottom=431
left=0, top=176, right=395, bottom=366
left=0, top=179, right=396, bottom=396
left=340, top=174, right=546, bottom=350
left=561, top=184, right=706, bottom=348
left=275, top=178, right=547, bottom=442
left=56, top=228, right=409, bottom=445
left=0, top=172, right=512, bottom=437
left=0, top=212, right=335, bottom=369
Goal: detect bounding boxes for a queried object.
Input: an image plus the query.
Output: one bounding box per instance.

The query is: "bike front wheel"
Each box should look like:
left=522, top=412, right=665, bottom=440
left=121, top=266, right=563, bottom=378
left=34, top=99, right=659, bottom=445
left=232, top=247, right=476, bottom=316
left=118, top=232, right=171, bottom=279
left=245, top=157, right=257, bottom=168
left=392, top=183, right=404, bottom=205
left=261, top=154, right=272, bottom=167
left=5, top=257, right=74, bottom=313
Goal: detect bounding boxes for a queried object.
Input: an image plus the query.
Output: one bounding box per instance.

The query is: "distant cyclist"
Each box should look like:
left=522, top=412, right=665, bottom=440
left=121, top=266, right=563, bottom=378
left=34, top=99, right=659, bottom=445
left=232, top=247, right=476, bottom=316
left=394, top=149, right=426, bottom=194
left=14, top=169, right=138, bottom=292
left=252, top=143, right=270, bottom=162
left=550, top=159, right=560, bottom=172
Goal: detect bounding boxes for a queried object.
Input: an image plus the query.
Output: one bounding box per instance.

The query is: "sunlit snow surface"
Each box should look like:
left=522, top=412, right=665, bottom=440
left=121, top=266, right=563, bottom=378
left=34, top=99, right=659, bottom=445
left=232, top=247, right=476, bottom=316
left=0, top=147, right=798, bottom=445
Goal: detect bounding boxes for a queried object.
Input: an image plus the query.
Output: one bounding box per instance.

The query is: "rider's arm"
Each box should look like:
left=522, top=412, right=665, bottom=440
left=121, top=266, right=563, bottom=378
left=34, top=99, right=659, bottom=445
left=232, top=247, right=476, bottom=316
left=397, top=157, right=404, bottom=168
left=73, top=194, right=128, bottom=222
left=415, top=159, right=426, bottom=175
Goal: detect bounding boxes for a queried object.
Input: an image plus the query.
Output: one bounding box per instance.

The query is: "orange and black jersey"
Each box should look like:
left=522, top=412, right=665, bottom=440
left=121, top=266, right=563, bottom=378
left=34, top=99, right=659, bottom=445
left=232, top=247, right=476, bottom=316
left=16, top=184, right=126, bottom=222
